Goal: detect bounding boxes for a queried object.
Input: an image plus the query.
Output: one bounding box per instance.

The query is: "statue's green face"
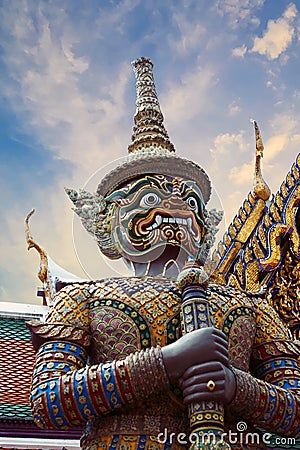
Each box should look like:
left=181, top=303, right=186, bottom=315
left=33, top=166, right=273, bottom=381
left=107, top=175, right=206, bottom=264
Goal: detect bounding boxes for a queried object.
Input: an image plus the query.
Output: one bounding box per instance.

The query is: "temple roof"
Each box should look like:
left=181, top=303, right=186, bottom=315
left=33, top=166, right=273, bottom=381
left=0, top=304, right=82, bottom=447
left=0, top=316, right=34, bottom=419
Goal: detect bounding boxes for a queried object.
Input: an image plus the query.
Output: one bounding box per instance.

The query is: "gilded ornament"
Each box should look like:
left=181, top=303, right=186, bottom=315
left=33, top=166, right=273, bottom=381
left=26, top=57, right=300, bottom=450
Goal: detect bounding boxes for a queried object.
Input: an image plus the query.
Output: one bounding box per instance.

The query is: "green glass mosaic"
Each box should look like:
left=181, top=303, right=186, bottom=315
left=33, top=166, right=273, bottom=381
left=0, top=318, right=32, bottom=341
left=0, top=403, right=32, bottom=418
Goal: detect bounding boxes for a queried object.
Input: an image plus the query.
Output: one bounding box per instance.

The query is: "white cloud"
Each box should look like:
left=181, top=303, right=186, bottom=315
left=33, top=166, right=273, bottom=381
left=263, top=114, right=298, bottom=164
left=229, top=161, right=253, bottom=185
left=284, top=3, right=298, bottom=19
left=170, top=11, right=206, bottom=55
left=0, top=1, right=132, bottom=177
left=250, top=3, right=297, bottom=60
left=61, top=39, right=89, bottom=75
left=228, top=101, right=241, bottom=115
left=266, top=80, right=278, bottom=92
left=162, top=65, right=217, bottom=124
left=293, top=89, right=300, bottom=100
left=210, top=131, right=249, bottom=157
left=291, top=134, right=300, bottom=145
left=213, top=0, right=264, bottom=28
left=232, top=44, right=248, bottom=58
left=264, top=133, right=289, bottom=162
left=269, top=112, right=298, bottom=136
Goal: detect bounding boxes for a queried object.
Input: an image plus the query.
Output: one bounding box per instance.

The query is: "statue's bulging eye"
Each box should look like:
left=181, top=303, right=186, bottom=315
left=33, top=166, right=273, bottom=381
left=140, top=193, right=160, bottom=208
left=187, top=196, right=198, bottom=212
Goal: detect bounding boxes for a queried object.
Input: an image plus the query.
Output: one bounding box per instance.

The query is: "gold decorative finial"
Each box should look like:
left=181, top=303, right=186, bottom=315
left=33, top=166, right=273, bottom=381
left=251, top=119, right=271, bottom=201
left=25, top=209, right=48, bottom=283
left=128, top=57, right=175, bottom=153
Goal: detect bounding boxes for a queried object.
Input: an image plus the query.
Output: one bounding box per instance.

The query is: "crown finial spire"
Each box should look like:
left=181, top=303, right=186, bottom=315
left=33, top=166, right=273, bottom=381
left=128, top=57, right=175, bottom=153
left=251, top=119, right=271, bottom=201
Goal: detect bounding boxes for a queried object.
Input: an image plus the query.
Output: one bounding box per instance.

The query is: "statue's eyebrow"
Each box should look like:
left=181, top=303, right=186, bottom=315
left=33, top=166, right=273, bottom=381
left=180, top=181, right=205, bottom=204
left=106, top=176, right=164, bottom=200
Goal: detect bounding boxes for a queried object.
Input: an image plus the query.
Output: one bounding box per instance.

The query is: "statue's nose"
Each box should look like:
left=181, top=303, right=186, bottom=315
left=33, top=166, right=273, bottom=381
left=161, top=196, right=188, bottom=210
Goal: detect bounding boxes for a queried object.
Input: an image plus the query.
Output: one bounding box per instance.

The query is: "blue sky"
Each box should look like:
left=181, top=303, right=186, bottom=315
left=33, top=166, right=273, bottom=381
left=0, top=0, right=299, bottom=303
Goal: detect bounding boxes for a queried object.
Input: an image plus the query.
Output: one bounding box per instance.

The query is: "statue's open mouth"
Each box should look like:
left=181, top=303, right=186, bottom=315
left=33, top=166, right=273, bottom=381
left=136, top=209, right=202, bottom=241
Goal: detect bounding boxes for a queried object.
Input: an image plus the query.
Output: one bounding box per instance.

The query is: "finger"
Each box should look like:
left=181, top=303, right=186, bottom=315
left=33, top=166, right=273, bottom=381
left=182, top=361, right=224, bottom=380
left=181, top=368, right=225, bottom=390
left=183, top=388, right=226, bottom=404
left=181, top=369, right=225, bottom=390
left=182, top=361, right=223, bottom=379
left=182, top=380, right=226, bottom=400
left=181, top=370, right=225, bottom=386
left=213, top=334, right=229, bottom=348
left=215, top=347, right=230, bottom=367
left=215, top=342, right=229, bottom=357
left=212, top=328, right=229, bottom=344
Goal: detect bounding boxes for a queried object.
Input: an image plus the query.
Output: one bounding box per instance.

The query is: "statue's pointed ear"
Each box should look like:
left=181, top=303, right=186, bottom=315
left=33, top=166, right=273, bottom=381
left=208, top=208, right=223, bottom=227
left=65, top=187, right=79, bottom=203
left=64, top=187, right=107, bottom=235
left=196, top=208, right=224, bottom=267
left=65, top=187, right=106, bottom=210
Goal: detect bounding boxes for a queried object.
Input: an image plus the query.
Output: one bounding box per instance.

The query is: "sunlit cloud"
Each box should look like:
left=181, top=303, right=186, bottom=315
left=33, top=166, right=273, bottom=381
left=210, top=131, right=250, bottom=158
left=232, top=44, right=247, bottom=58
left=228, top=100, right=242, bottom=115
left=250, top=3, right=298, bottom=60
left=213, top=0, right=264, bottom=28
left=229, top=161, right=254, bottom=185
left=162, top=65, right=217, bottom=125
left=170, top=11, right=206, bottom=55
left=225, top=111, right=300, bottom=192
left=1, top=1, right=132, bottom=176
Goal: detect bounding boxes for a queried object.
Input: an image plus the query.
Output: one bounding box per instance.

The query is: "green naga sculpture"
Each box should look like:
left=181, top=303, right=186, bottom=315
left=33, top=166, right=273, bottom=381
left=26, top=57, right=300, bottom=450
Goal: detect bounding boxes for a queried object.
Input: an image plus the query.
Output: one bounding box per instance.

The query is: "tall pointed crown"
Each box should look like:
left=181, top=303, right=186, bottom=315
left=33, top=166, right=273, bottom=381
left=128, top=57, right=175, bottom=153
left=97, top=57, right=211, bottom=204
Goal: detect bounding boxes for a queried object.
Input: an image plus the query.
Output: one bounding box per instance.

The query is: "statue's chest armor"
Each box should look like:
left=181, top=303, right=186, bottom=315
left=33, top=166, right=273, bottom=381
left=88, top=276, right=182, bottom=364
left=208, top=284, right=258, bottom=371
left=87, top=277, right=262, bottom=372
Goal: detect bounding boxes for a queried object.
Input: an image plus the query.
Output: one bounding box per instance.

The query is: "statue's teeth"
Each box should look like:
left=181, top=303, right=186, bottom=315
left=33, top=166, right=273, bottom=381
left=155, top=215, right=162, bottom=226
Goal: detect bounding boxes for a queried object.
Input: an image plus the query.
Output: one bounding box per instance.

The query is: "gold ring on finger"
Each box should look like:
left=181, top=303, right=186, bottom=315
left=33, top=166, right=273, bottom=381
left=206, top=380, right=216, bottom=392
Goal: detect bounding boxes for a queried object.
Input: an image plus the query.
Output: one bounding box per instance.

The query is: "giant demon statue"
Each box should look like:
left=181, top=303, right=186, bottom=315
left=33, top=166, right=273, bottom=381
left=26, top=58, right=300, bottom=450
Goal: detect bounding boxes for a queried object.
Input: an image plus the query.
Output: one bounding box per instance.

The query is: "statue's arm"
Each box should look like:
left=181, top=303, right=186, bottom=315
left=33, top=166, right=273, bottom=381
left=28, top=282, right=171, bottom=430
left=28, top=283, right=230, bottom=430
left=29, top=327, right=169, bottom=430
left=230, top=339, right=300, bottom=438
left=29, top=324, right=229, bottom=429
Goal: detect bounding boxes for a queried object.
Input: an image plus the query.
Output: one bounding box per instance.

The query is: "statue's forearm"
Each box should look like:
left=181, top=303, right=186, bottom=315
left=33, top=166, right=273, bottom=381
left=31, top=341, right=169, bottom=429
left=230, top=366, right=300, bottom=438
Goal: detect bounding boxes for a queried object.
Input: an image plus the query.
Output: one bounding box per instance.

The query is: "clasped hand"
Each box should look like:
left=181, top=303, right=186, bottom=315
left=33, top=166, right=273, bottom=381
left=162, top=327, right=236, bottom=405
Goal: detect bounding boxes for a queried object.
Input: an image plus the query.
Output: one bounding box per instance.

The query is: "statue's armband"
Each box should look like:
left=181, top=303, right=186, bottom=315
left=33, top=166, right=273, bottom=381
left=230, top=353, right=300, bottom=438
